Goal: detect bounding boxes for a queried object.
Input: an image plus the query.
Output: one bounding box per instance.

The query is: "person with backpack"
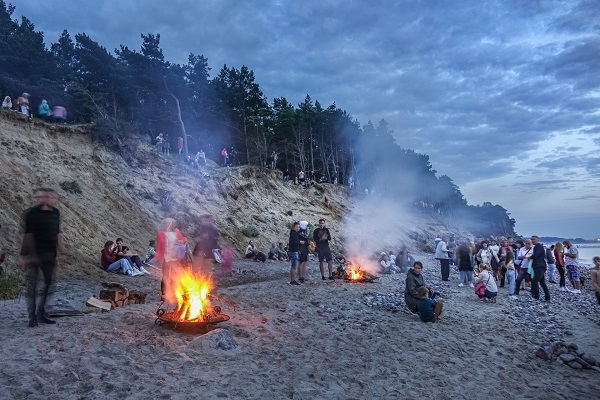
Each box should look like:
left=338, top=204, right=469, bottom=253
left=545, top=244, right=556, bottom=284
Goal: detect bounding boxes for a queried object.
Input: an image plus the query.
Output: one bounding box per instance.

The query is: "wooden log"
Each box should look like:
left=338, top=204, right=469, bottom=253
left=86, top=296, right=112, bottom=311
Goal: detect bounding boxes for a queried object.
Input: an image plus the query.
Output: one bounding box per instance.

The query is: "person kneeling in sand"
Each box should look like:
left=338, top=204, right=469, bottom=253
left=474, top=264, right=498, bottom=302
left=100, top=241, right=139, bottom=276
left=417, top=286, right=443, bottom=322
left=404, top=261, right=440, bottom=314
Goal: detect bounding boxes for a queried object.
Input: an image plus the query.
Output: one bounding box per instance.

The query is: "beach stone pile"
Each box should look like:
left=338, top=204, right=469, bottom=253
left=363, top=292, right=406, bottom=312
left=536, top=342, right=600, bottom=372
left=504, top=300, right=567, bottom=341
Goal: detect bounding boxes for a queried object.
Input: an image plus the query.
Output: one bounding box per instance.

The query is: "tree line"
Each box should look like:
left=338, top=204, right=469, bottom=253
left=0, top=2, right=516, bottom=237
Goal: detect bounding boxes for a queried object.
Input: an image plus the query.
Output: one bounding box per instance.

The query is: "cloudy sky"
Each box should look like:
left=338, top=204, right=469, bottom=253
left=11, top=0, right=600, bottom=239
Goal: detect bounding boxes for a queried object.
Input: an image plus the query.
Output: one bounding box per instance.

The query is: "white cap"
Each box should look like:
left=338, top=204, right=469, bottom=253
left=435, top=238, right=442, bottom=242
left=299, top=221, right=308, bottom=229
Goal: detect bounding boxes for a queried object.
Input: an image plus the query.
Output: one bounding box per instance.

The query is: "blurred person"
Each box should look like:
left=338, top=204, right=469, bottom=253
left=52, top=105, right=67, bottom=123
left=498, top=239, right=514, bottom=288
left=177, top=136, right=183, bottom=156
left=530, top=236, right=550, bottom=302
left=192, top=215, right=220, bottom=270
left=313, top=218, right=333, bottom=280
left=563, top=240, right=581, bottom=294
left=21, top=188, right=66, bottom=327
left=155, top=218, right=187, bottom=299
left=434, top=237, right=450, bottom=281
left=554, top=242, right=567, bottom=291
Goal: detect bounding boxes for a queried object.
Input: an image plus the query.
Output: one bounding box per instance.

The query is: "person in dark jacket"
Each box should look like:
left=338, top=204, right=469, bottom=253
left=288, top=222, right=301, bottom=285
left=404, top=261, right=439, bottom=313
left=530, top=235, right=550, bottom=301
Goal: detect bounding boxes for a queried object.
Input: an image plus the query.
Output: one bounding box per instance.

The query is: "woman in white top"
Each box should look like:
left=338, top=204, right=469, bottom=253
left=474, top=264, right=498, bottom=302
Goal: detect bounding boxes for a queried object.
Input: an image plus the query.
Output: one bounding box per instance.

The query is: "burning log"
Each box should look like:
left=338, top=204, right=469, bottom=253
left=333, top=260, right=379, bottom=283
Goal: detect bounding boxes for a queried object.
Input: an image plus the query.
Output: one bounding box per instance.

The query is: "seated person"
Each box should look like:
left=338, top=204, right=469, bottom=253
left=245, top=241, right=256, bottom=259
left=38, top=100, right=52, bottom=121
left=100, top=241, right=140, bottom=275
left=404, top=261, right=440, bottom=314
left=145, top=239, right=156, bottom=265
left=416, top=286, right=443, bottom=323
left=277, top=242, right=289, bottom=261
left=379, top=252, right=391, bottom=273
left=115, top=237, right=149, bottom=274
left=474, top=264, right=498, bottom=302
left=324, top=196, right=331, bottom=207
left=2, top=96, right=12, bottom=110
left=268, top=244, right=285, bottom=261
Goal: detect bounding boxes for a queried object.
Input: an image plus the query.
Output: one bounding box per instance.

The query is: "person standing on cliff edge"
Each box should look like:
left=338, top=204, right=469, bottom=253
left=21, top=188, right=66, bottom=327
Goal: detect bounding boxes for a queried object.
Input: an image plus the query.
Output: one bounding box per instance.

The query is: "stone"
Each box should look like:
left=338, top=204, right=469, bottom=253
left=576, top=350, right=585, bottom=357
left=554, top=348, right=567, bottom=356
left=536, top=348, right=551, bottom=361
left=560, top=354, right=576, bottom=363
left=574, top=357, right=591, bottom=369
left=591, top=366, right=600, bottom=373
left=581, top=354, right=597, bottom=365
left=568, top=361, right=583, bottom=369
left=567, top=343, right=578, bottom=351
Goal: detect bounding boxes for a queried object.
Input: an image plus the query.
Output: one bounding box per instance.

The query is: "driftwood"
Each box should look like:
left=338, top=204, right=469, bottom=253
left=86, top=296, right=112, bottom=311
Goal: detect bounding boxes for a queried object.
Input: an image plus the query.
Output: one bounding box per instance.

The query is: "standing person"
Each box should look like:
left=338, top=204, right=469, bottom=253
left=192, top=214, right=220, bottom=271
left=287, top=222, right=301, bottom=285
left=530, top=236, right=550, bottom=301
left=476, top=242, right=499, bottom=280
left=498, top=239, right=513, bottom=288
left=434, top=237, right=450, bottom=281
left=38, top=100, right=52, bottom=121
left=457, top=241, right=474, bottom=287
left=271, top=151, right=278, bottom=169
left=563, top=240, right=581, bottom=294
left=155, top=218, right=187, bottom=299
left=546, top=244, right=556, bottom=284
left=591, top=256, right=600, bottom=304
left=283, top=169, right=290, bottom=182
left=21, top=188, right=65, bottom=327
left=554, top=242, right=567, bottom=291
left=163, top=134, right=171, bottom=154
left=505, top=250, right=517, bottom=299
left=221, top=148, right=228, bottom=166
left=177, top=136, right=184, bottom=156
left=298, top=220, right=309, bottom=282
left=313, top=218, right=333, bottom=280
left=155, top=133, right=164, bottom=153
left=513, top=239, right=533, bottom=297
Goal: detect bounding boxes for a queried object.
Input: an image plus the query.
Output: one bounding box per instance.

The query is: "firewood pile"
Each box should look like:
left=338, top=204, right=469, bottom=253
left=86, top=282, right=147, bottom=311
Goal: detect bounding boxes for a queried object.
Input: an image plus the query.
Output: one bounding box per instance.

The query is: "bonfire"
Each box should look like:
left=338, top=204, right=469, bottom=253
left=155, top=269, right=232, bottom=327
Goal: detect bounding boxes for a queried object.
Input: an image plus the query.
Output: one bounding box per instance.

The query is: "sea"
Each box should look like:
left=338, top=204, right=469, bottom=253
left=573, top=245, right=600, bottom=267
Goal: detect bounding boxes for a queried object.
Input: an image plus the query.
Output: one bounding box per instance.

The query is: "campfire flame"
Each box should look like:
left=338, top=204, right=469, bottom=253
left=172, top=270, right=213, bottom=321
left=347, top=261, right=365, bottom=280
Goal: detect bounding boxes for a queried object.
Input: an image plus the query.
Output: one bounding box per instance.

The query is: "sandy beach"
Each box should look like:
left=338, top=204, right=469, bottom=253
left=1, top=254, right=599, bottom=400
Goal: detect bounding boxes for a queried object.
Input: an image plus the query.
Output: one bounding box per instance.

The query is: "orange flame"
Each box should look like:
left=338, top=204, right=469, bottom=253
left=172, top=269, right=213, bottom=321
left=347, top=262, right=364, bottom=280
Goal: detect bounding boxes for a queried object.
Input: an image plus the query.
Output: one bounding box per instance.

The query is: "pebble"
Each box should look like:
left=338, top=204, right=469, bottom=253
left=568, top=361, right=583, bottom=369
left=560, top=353, right=575, bottom=363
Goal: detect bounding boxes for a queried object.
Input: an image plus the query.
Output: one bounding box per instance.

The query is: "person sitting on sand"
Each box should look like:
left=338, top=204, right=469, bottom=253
left=416, top=286, right=443, bottom=322
left=474, top=264, right=498, bottom=302
left=591, top=256, right=600, bottom=304
left=2, top=96, right=12, bottom=110
left=145, top=239, right=156, bottom=265
left=379, top=252, right=392, bottom=273
left=115, top=238, right=149, bottom=274
left=404, top=261, right=440, bottom=314
left=100, top=241, right=139, bottom=275
left=277, top=242, right=289, bottom=261
left=268, top=244, right=284, bottom=261
left=245, top=241, right=256, bottom=259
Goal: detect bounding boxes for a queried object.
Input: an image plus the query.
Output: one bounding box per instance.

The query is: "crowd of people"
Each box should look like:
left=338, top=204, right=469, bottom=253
left=1, top=92, right=67, bottom=123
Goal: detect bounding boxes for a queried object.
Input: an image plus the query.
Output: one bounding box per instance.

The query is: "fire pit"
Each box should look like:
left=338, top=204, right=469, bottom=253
left=332, top=259, right=379, bottom=283
left=155, top=269, right=233, bottom=329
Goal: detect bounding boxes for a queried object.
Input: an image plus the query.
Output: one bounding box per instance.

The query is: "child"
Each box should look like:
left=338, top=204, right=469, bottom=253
left=591, top=256, right=600, bottom=305
left=474, top=264, right=498, bottom=302
left=416, top=286, right=443, bottom=322
left=504, top=251, right=517, bottom=299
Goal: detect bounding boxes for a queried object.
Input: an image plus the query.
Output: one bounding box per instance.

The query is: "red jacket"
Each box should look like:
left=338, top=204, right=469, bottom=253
left=155, top=228, right=186, bottom=265
left=100, top=248, right=117, bottom=270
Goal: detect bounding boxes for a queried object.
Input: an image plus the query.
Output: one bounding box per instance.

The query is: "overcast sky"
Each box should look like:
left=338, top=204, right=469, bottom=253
left=11, top=0, right=600, bottom=239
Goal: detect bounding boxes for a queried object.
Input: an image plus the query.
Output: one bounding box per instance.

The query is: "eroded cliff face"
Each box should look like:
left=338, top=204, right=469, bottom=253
left=0, top=111, right=462, bottom=277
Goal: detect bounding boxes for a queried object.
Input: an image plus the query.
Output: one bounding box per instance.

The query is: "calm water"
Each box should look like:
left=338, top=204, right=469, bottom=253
left=574, top=245, right=600, bottom=267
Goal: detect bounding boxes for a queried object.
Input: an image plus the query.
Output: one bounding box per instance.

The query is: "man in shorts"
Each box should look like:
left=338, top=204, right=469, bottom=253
left=563, top=240, right=581, bottom=294
left=313, top=218, right=333, bottom=280
left=287, top=222, right=301, bottom=285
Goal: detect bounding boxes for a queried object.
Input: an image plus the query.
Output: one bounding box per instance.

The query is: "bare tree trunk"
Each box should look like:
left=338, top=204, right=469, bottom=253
left=164, top=78, right=188, bottom=157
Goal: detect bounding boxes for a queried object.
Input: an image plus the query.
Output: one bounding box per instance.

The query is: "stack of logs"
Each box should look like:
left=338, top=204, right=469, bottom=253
left=100, top=282, right=147, bottom=309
